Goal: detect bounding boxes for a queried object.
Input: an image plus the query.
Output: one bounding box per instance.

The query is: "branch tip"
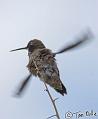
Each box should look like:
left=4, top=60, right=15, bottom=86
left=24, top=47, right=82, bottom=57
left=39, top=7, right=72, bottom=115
left=47, top=114, right=56, bottom=119
left=53, top=98, right=59, bottom=102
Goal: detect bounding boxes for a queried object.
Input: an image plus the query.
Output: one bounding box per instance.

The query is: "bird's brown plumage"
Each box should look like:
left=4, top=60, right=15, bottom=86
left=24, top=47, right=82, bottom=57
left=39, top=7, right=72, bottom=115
left=27, top=40, right=67, bottom=95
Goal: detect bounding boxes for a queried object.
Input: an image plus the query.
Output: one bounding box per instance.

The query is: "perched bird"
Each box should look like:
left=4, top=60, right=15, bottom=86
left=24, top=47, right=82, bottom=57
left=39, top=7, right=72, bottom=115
left=10, top=29, right=93, bottom=96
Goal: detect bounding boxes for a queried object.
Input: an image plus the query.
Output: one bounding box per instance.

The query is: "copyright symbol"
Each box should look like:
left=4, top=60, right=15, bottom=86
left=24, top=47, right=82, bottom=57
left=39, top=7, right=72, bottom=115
left=65, top=111, right=73, bottom=119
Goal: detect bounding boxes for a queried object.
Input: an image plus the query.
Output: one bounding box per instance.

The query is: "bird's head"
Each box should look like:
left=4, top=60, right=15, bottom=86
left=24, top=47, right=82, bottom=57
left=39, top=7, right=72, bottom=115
left=10, top=39, right=45, bottom=53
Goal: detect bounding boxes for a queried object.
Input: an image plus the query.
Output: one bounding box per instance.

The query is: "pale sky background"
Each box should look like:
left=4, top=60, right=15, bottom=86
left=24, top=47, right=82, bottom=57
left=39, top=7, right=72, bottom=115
left=0, top=0, right=98, bottom=119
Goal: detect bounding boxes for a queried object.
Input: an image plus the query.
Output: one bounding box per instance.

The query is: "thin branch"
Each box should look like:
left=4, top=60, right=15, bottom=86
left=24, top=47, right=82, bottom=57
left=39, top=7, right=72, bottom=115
left=47, top=114, right=56, bottom=119
left=44, top=82, right=60, bottom=119
left=54, top=98, right=59, bottom=102
left=32, top=58, right=61, bottom=119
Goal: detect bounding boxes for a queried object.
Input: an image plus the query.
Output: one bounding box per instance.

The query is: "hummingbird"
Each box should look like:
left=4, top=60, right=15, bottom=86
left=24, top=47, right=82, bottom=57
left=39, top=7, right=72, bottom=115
left=10, top=29, right=93, bottom=96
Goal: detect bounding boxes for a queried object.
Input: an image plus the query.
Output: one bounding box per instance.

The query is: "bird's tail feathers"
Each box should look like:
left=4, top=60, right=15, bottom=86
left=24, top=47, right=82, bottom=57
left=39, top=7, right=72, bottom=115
left=55, top=82, right=67, bottom=96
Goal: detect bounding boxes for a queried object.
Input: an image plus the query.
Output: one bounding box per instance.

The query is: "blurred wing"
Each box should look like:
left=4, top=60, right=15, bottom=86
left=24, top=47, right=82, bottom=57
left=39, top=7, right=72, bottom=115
left=54, top=28, right=94, bottom=55
left=14, top=74, right=32, bottom=97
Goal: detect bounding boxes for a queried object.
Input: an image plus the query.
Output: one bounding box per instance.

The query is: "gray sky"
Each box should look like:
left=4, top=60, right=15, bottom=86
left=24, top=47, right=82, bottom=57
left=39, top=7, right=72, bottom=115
left=0, top=0, right=98, bottom=119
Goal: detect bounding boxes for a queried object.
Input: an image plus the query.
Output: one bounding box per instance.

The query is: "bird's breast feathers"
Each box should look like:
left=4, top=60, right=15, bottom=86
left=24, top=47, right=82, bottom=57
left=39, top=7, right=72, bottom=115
left=27, top=48, right=60, bottom=79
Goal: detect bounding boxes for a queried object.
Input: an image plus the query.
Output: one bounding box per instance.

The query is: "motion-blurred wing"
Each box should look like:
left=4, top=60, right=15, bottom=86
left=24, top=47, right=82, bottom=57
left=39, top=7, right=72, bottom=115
left=54, top=29, right=93, bottom=55
left=15, top=74, right=32, bottom=96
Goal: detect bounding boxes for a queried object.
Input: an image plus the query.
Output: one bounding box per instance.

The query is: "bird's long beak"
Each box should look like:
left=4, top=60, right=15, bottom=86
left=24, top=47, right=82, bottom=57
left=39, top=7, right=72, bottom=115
left=10, top=47, right=27, bottom=52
